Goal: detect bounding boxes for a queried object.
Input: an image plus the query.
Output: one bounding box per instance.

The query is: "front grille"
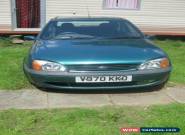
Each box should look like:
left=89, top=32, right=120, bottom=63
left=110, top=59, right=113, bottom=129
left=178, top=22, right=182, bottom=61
left=66, top=64, right=139, bottom=72
left=46, top=79, right=159, bottom=88
left=47, top=82, right=137, bottom=87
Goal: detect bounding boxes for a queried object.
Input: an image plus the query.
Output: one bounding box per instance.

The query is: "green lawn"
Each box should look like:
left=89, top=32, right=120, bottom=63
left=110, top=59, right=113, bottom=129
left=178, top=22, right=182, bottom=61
left=0, top=103, right=184, bottom=135
left=154, top=40, right=185, bottom=84
left=0, top=38, right=32, bottom=89
left=0, top=38, right=185, bottom=90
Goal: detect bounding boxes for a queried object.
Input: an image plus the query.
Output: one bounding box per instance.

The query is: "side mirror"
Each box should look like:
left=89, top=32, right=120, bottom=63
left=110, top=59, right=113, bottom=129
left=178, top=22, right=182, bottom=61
left=24, top=36, right=36, bottom=41
left=145, top=35, right=155, bottom=40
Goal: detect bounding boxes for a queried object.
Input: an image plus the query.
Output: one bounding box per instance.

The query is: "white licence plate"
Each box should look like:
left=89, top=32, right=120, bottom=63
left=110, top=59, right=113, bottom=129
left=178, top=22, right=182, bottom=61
left=75, top=75, right=132, bottom=83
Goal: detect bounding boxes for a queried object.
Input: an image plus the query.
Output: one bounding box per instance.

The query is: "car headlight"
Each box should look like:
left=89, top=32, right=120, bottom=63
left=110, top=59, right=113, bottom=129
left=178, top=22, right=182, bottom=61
left=138, top=58, right=170, bottom=70
left=32, top=60, right=66, bottom=71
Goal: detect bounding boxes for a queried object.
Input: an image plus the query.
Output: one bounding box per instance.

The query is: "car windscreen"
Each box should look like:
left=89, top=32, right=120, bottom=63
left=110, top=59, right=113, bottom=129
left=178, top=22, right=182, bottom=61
left=40, top=19, right=143, bottom=40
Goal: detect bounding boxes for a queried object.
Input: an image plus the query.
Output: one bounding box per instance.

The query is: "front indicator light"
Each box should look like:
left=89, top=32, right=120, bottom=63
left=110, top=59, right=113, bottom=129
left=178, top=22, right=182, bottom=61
left=32, top=60, right=66, bottom=72
left=160, top=58, right=170, bottom=68
left=32, top=60, right=42, bottom=71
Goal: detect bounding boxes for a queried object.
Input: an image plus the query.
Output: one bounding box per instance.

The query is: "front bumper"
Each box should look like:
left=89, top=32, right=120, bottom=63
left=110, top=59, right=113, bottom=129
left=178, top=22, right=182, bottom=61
left=24, top=64, right=171, bottom=89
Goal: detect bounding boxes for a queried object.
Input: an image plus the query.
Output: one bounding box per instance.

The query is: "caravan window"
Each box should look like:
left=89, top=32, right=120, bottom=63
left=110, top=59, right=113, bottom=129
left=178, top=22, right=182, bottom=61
left=104, top=0, right=140, bottom=10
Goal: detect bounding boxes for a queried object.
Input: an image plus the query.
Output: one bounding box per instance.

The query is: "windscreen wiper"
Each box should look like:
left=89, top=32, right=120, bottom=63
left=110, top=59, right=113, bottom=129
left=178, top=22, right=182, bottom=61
left=108, top=36, right=142, bottom=39
left=55, top=33, right=95, bottom=39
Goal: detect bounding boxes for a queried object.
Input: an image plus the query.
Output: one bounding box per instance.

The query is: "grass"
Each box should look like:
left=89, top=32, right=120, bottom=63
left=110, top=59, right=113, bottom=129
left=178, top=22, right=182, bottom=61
left=154, top=40, right=185, bottom=84
left=0, top=38, right=32, bottom=89
left=0, top=103, right=184, bottom=135
left=0, top=38, right=184, bottom=90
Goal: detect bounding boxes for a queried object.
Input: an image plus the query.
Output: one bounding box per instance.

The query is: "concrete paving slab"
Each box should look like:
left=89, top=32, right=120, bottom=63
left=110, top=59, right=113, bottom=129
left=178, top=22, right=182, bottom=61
left=0, top=90, right=23, bottom=109
left=0, top=89, right=47, bottom=110
left=165, top=86, right=185, bottom=103
left=110, top=90, right=174, bottom=106
left=47, top=93, right=111, bottom=108
left=0, top=86, right=184, bottom=110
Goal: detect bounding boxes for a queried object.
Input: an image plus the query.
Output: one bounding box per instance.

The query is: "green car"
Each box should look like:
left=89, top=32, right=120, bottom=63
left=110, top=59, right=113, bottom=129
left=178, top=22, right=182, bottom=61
left=24, top=17, right=172, bottom=90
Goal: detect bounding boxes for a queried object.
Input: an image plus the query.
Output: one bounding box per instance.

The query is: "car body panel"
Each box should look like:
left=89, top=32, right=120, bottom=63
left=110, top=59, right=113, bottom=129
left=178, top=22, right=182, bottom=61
left=24, top=63, right=171, bottom=89
left=24, top=17, right=172, bottom=90
left=30, top=39, right=166, bottom=65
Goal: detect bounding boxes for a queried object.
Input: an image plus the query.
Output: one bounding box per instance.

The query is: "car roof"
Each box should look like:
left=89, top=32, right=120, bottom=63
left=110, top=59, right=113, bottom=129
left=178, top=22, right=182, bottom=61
left=52, top=16, right=126, bottom=21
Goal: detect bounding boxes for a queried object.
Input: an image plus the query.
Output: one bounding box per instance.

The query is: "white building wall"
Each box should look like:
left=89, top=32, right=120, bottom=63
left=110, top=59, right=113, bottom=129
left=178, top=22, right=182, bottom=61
left=89, top=0, right=185, bottom=28
left=0, top=0, right=185, bottom=32
left=46, top=0, right=185, bottom=29
left=46, top=0, right=89, bottom=22
left=0, top=0, right=11, bottom=24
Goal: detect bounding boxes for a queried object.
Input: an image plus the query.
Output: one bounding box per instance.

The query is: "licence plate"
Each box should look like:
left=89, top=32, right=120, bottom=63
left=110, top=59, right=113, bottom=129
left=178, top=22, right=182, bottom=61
left=75, top=75, right=132, bottom=83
